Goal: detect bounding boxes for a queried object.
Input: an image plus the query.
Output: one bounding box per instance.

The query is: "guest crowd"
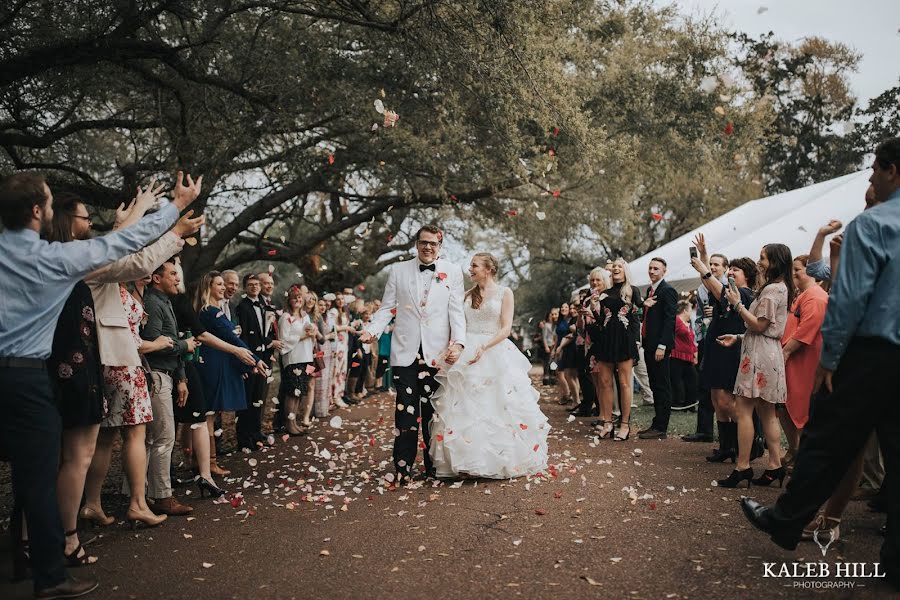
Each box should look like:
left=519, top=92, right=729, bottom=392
left=0, top=137, right=897, bottom=598
left=534, top=138, right=899, bottom=588
left=0, top=171, right=394, bottom=598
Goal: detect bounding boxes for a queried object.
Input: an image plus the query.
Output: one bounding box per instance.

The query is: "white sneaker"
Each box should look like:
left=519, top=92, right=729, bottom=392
left=335, top=399, right=349, bottom=408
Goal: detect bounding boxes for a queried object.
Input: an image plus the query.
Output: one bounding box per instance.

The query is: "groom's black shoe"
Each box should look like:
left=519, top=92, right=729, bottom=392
left=413, top=469, right=437, bottom=482
left=740, top=498, right=800, bottom=551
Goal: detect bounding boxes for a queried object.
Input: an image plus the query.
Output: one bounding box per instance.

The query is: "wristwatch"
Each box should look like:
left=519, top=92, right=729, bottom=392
left=702, top=272, right=712, bottom=279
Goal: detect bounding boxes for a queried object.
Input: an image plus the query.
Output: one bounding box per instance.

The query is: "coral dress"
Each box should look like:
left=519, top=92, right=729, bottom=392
left=781, top=285, right=828, bottom=427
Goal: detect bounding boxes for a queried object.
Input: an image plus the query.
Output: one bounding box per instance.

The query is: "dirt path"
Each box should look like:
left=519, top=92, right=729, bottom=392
left=0, top=373, right=892, bottom=599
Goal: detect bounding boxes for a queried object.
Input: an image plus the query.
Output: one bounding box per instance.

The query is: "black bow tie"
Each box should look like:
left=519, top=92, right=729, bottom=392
left=419, top=263, right=436, bottom=272
left=251, top=300, right=262, bottom=308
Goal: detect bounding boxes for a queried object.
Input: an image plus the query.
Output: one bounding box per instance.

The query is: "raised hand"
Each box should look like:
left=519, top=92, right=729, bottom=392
left=692, top=233, right=707, bottom=255
left=818, top=219, right=842, bottom=236
left=172, top=170, right=203, bottom=210
left=172, top=210, right=205, bottom=238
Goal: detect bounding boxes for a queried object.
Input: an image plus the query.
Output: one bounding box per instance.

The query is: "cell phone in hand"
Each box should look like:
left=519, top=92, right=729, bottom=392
left=727, top=275, right=737, bottom=292
left=689, top=246, right=698, bottom=259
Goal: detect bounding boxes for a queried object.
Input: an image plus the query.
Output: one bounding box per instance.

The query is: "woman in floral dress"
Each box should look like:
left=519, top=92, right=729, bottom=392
left=83, top=283, right=171, bottom=528
left=329, top=296, right=352, bottom=407
left=717, top=244, right=794, bottom=489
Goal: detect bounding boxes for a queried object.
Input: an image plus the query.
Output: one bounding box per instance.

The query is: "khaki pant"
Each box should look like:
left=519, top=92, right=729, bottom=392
left=146, top=371, right=175, bottom=499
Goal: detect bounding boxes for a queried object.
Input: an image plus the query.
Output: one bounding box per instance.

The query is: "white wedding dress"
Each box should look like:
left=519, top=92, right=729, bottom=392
left=429, top=286, right=549, bottom=479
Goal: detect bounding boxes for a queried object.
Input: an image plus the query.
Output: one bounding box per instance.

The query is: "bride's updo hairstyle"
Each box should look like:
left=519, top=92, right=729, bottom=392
left=466, top=252, right=500, bottom=309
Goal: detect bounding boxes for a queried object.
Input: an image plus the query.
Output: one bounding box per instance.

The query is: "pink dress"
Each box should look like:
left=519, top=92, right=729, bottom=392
left=101, top=286, right=153, bottom=427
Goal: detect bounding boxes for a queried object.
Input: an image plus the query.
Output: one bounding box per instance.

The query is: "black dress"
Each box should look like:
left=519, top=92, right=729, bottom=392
left=555, top=318, right=576, bottom=369
left=171, top=293, right=208, bottom=424
left=48, top=281, right=104, bottom=428
left=587, top=282, right=643, bottom=364
left=699, top=286, right=753, bottom=391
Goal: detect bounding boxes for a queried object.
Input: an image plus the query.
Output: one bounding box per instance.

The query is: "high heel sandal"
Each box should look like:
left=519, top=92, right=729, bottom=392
left=594, top=420, right=614, bottom=440
left=125, top=508, right=167, bottom=529
left=63, top=530, right=97, bottom=566
left=78, top=506, right=115, bottom=527
left=751, top=466, right=787, bottom=487
left=197, top=477, right=227, bottom=499
left=717, top=468, right=753, bottom=488
left=613, top=421, right=630, bottom=442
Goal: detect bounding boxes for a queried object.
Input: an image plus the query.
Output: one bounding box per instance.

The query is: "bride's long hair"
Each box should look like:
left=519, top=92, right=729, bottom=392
left=466, top=252, right=500, bottom=309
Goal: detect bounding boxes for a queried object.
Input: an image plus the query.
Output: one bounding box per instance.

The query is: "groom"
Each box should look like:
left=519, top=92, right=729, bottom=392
left=360, top=225, right=467, bottom=484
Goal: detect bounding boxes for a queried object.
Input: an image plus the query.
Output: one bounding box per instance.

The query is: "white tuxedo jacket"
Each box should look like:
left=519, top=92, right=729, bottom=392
left=366, top=258, right=467, bottom=367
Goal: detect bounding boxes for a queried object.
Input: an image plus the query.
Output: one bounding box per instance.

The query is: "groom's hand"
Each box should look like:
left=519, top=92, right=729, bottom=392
left=444, top=343, right=463, bottom=365
left=358, top=331, right=374, bottom=344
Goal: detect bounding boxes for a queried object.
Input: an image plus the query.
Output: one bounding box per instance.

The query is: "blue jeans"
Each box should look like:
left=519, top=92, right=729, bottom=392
left=0, top=366, right=67, bottom=592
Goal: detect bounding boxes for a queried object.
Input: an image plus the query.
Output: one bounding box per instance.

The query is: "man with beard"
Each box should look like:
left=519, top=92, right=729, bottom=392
left=0, top=171, right=201, bottom=599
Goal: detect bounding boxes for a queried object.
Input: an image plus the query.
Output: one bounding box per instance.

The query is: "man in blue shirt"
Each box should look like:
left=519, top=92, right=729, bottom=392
left=741, top=138, right=900, bottom=589
left=0, top=171, right=202, bottom=598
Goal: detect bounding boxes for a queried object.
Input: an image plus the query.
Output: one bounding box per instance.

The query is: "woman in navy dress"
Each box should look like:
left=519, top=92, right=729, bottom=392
left=194, top=272, right=265, bottom=432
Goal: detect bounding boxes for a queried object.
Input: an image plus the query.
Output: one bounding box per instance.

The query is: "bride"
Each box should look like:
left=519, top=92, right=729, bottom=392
left=429, top=252, right=550, bottom=479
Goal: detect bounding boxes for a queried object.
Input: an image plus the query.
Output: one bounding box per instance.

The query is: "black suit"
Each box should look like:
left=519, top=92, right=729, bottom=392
left=642, top=280, right=677, bottom=432
left=235, top=297, right=277, bottom=448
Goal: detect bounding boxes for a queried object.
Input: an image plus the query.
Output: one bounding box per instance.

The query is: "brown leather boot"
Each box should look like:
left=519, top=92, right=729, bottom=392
left=209, top=435, right=231, bottom=476
left=150, top=496, right=193, bottom=516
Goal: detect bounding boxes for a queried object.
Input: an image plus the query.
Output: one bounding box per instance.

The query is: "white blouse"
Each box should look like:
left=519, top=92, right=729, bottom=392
left=279, top=312, right=315, bottom=364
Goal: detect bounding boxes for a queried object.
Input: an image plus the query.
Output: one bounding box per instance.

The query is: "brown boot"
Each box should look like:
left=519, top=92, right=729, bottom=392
left=209, top=436, right=231, bottom=476
left=150, top=497, right=193, bottom=516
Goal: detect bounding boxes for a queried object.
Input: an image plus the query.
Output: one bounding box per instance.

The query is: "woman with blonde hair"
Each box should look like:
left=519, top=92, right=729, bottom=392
left=585, top=258, right=642, bottom=440
left=314, top=296, right=337, bottom=415
left=194, top=272, right=267, bottom=494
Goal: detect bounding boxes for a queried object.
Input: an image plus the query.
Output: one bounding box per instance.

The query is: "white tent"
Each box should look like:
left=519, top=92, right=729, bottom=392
left=629, top=170, right=871, bottom=289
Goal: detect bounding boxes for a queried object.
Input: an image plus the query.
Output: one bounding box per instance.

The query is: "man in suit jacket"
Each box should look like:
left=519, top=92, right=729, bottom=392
left=234, top=273, right=281, bottom=450
left=638, top=257, right=678, bottom=439
left=220, top=270, right=240, bottom=324
left=360, top=225, right=467, bottom=485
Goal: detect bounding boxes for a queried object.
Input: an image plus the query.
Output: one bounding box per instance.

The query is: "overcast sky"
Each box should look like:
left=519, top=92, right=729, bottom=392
left=657, top=0, right=900, bottom=103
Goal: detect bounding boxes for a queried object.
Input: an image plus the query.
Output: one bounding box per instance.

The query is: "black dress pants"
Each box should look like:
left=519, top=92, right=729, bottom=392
left=0, top=366, right=67, bottom=592
left=770, top=338, right=899, bottom=582
left=392, top=353, right=438, bottom=478
left=644, top=348, right=672, bottom=431
left=237, top=371, right=267, bottom=447
left=669, top=358, right=698, bottom=408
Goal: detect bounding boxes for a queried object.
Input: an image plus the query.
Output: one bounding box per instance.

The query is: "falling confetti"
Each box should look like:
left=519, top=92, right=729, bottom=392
left=374, top=99, right=385, bottom=114
left=330, top=416, right=343, bottom=429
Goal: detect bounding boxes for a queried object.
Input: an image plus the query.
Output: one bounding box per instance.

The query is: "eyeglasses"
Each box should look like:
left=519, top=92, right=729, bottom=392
left=72, top=214, right=92, bottom=226
left=416, top=240, right=441, bottom=248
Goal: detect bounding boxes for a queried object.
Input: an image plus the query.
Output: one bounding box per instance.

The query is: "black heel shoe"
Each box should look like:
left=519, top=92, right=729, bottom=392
left=594, top=420, right=614, bottom=440
left=197, top=477, right=226, bottom=499
left=717, top=468, right=753, bottom=488
left=12, top=540, right=30, bottom=582
left=751, top=466, right=787, bottom=487
left=706, top=448, right=737, bottom=463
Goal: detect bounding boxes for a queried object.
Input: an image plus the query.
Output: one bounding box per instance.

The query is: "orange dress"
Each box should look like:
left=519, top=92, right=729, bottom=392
left=781, top=285, right=828, bottom=428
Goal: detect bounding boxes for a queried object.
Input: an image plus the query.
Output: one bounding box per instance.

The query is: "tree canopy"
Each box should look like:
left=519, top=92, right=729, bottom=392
left=1, top=1, right=892, bottom=317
